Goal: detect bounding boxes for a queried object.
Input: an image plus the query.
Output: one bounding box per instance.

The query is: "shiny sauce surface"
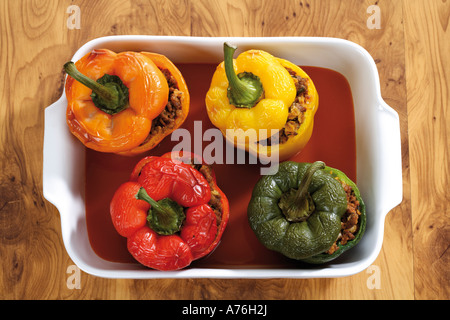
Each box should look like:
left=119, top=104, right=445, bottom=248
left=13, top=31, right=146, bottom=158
left=85, top=64, right=356, bottom=268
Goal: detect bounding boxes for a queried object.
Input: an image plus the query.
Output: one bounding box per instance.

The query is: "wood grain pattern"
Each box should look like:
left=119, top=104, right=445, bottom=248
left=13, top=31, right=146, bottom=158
left=403, top=0, right=449, bottom=300
left=0, top=0, right=447, bottom=300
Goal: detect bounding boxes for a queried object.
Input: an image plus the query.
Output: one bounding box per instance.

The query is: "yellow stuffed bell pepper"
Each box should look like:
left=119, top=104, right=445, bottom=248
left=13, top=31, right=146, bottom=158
left=205, top=43, right=318, bottom=162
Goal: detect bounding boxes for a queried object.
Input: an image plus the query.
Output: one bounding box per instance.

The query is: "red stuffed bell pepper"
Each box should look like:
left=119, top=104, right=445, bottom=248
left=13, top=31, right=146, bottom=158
left=110, top=151, right=229, bottom=271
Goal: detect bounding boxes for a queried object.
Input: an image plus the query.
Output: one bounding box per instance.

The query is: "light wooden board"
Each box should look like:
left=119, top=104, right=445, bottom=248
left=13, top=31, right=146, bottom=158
left=0, top=0, right=447, bottom=300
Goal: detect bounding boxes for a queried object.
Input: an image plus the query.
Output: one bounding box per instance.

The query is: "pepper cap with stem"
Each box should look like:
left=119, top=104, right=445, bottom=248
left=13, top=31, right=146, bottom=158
left=64, top=61, right=129, bottom=115
left=223, top=42, right=264, bottom=109
left=278, top=161, right=326, bottom=222
left=136, top=187, right=185, bottom=236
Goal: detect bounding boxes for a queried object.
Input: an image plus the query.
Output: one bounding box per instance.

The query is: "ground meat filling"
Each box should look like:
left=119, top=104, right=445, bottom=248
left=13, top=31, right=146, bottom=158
left=259, top=67, right=310, bottom=146
left=139, top=68, right=184, bottom=146
left=189, top=163, right=223, bottom=229
left=326, top=179, right=361, bottom=255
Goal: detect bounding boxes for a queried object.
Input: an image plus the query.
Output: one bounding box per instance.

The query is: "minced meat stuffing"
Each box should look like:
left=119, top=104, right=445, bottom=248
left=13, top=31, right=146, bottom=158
left=146, top=68, right=184, bottom=139
left=189, top=162, right=223, bottom=228
left=259, top=67, right=310, bottom=146
left=325, top=179, right=361, bottom=255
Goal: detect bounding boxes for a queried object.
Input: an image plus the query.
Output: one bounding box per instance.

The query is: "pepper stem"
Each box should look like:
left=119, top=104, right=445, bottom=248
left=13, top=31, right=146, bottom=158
left=278, top=161, right=326, bottom=222
left=64, top=61, right=129, bottom=115
left=136, top=187, right=185, bottom=235
left=223, top=42, right=263, bottom=108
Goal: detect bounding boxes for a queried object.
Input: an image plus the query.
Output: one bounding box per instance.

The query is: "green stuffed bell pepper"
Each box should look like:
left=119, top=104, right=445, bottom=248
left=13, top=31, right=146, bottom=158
left=247, top=161, right=366, bottom=264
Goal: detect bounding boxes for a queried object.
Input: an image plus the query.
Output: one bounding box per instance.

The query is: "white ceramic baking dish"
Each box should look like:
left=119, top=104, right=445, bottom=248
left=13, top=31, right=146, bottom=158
left=43, top=36, right=402, bottom=279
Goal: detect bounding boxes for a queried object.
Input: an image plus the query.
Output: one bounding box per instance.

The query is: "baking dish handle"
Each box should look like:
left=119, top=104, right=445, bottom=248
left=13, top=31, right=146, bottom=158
left=43, top=94, right=85, bottom=210
left=377, top=99, right=403, bottom=216
left=43, top=96, right=65, bottom=208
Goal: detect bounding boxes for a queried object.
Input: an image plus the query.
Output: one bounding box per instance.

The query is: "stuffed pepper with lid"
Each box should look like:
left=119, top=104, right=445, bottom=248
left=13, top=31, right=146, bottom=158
left=64, top=49, right=189, bottom=155
left=110, top=151, right=229, bottom=271
left=247, top=161, right=366, bottom=264
left=205, top=43, right=318, bottom=161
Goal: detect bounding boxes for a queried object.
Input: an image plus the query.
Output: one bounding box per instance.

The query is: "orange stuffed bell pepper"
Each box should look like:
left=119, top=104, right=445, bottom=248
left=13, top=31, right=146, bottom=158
left=64, top=49, right=189, bottom=155
left=205, top=43, right=318, bottom=162
left=110, top=151, right=229, bottom=271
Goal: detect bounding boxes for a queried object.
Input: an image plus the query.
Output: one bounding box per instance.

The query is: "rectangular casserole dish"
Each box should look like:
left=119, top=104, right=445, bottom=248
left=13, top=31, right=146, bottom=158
left=43, top=36, right=402, bottom=279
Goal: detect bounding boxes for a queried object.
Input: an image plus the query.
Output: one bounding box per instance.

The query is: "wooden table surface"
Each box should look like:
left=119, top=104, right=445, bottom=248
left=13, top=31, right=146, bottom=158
left=0, top=0, right=448, bottom=300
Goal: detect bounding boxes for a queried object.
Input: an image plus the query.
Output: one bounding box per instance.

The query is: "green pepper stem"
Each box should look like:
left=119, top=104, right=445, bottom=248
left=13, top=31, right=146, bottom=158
left=295, top=161, right=325, bottom=204
left=223, top=42, right=263, bottom=108
left=136, top=187, right=185, bottom=235
left=136, top=187, right=165, bottom=212
left=279, top=161, right=326, bottom=222
left=64, top=61, right=128, bottom=115
left=64, top=62, right=117, bottom=101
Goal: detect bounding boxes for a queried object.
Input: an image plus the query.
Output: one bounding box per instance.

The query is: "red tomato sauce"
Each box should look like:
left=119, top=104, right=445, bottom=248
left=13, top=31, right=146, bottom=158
left=85, top=64, right=356, bottom=268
